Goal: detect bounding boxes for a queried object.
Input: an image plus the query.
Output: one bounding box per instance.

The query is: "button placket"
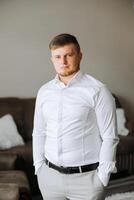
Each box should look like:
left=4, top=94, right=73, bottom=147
left=57, top=88, right=65, bottom=165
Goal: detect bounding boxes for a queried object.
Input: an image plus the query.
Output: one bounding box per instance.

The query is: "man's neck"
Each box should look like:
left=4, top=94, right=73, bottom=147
left=58, top=71, right=79, bottom=85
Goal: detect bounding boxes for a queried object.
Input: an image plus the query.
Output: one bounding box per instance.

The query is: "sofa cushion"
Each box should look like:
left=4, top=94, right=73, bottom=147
left=0, top=153, right=18, bottom=170
left=0, top=114, right=24, bottom=150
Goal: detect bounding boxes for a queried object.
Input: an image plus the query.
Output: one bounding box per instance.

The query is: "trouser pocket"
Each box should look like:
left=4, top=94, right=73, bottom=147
left=93, top=169, right=105, bottom=189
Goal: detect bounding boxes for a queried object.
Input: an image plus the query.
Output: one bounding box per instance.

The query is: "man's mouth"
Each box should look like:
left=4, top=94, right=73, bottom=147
left=60, top=65, right=69, bottom=69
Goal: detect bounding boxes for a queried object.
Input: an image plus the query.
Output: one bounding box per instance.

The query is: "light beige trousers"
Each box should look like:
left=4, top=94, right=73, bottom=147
left=37, top=163, right=106, bottom=200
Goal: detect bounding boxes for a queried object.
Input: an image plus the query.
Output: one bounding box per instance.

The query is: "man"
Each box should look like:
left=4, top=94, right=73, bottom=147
left=32, top=33, right=119, bottom=200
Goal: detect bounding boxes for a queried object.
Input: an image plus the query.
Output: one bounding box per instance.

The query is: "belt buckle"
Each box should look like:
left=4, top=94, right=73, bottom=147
left=46, top=159, right=50, bottom=167
left=79, top=166, right=82, bottom=173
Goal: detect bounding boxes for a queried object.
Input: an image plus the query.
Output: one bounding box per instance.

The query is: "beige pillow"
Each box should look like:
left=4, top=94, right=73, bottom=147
left=116, top=108, right=129, bottom=136
left=0, top=114, right=24, bottom=149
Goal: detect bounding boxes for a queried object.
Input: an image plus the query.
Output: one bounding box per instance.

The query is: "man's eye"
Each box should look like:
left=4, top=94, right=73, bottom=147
left=55, top=56, right=60, bottom=59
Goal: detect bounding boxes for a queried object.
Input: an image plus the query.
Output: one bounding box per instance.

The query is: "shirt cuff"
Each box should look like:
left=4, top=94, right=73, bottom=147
left=97, top=170, right=111, bottom=187
left=97, top=161, right=117, bottom=187
left=34, top=161, right=45, bottom=175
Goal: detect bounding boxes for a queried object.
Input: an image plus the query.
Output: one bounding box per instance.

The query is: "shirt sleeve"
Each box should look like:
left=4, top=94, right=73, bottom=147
left=95, top=86, right=119, bottom=186
left=32, top=89, right=46, bottom=175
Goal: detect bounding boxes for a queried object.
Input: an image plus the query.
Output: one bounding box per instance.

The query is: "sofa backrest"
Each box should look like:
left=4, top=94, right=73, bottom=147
left=0, top=94, right=123, bottom=142
left=22, top=98, right=35, bottom=141
left=112, top=94, right=122, bottom=108
left=0, top=97, right=35, bottom=142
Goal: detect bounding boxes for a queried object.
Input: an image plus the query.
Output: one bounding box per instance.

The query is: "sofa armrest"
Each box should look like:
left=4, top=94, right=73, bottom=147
left=117, top=135, right=134, bottom=155
left=116, top=134, right=134, bottom=177
left=0, top=153, right=18, bottom=170
left=126, top=121, right=134, bottom=136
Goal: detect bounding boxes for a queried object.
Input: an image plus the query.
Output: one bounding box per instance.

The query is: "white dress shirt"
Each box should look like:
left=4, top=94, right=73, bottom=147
left=32, top=70, right=119, bottom=186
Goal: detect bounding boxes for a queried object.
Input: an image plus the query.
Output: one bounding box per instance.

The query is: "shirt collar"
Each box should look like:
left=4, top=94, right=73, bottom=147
left=54, top=70, right=83, bottom=87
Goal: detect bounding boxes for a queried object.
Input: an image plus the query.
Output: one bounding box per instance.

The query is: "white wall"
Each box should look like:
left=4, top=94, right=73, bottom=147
left=0, top=0, right=134, bottom=120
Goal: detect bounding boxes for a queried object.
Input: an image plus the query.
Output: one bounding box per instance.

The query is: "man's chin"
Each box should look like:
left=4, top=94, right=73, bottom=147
left=58, top=70, right=79, bottom=77
left=59, top=73, right=71, bottom=77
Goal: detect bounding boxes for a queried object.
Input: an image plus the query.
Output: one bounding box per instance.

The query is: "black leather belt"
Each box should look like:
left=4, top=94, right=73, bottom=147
left=45, top=158, right=99, bottom=174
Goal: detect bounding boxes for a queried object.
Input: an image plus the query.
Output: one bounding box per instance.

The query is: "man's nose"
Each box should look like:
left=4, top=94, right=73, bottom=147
left=61, top=56, right=67, bottom=64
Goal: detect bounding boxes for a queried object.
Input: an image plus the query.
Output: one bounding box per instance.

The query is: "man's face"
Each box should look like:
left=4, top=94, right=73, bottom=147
left=51, top=43, right=82, bottom=77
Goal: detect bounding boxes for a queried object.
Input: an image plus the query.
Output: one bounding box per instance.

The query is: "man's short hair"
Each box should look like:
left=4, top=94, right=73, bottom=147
left=49, top=33, right=80, bottom=53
